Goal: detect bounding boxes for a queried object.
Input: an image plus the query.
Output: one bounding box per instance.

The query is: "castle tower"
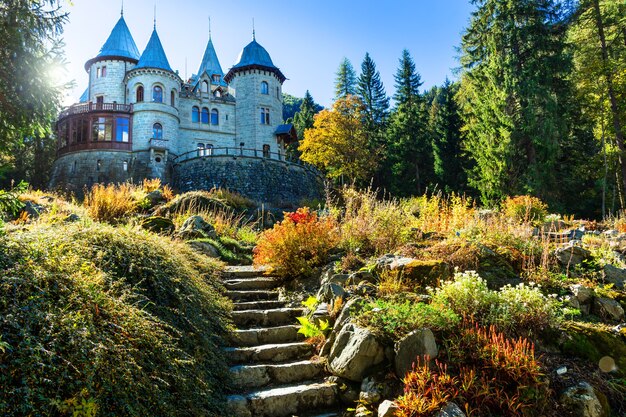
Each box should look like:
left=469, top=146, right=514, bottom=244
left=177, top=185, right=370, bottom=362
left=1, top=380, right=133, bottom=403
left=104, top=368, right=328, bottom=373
left=85, top=12, right=140, bottom=104
left=125, top=24, right=181, bottom=180
left=224, top=35, right=286, bottom=155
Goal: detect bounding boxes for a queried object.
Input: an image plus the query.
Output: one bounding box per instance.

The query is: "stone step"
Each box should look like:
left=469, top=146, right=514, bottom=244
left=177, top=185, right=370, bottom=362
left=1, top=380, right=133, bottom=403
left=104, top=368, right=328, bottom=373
left=233, top=300, right=287, bottom=311
left=228, top=325, right=303, bottom=347
left=232, top=308, right=305, bottom=328
left=297, top=411, right=344, bottom=417
left=227, top=290, right=280, bottom=302
left=224, top=265, right=272, bottom=278
left=227, top=381, right=338, bottom=417
left=225, top=342, right=315, bottom=365
left=225, top=277, right=280, bottom=291
left=230, top=360, right=325, bottom=389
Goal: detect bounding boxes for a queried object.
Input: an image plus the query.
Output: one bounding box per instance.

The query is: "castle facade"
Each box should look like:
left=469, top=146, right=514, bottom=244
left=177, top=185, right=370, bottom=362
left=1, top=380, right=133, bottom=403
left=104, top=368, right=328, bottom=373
left=50, top=13, right=322, bottom=204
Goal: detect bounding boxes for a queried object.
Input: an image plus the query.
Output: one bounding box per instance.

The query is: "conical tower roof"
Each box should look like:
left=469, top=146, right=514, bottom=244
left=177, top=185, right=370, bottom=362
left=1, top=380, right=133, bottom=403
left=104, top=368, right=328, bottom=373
left=97, top=15, right=140, bottom=60
left=225, top=36, right=285, bottom=83
left=197, top=37, right=224, bottom=80
left=136, top=28, right=172, bottom=72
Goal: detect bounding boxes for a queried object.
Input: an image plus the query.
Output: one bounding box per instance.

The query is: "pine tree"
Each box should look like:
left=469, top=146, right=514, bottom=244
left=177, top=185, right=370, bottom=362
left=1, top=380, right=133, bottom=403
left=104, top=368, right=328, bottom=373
left=334, top=57, right=357, bottom=100
left=457, top=0, right=572, bottom=205
left=293, top=90, right=317, bottom=139
left=428, top=79, right=466, bottom=193
left=357, top=53, right=389, bottom=129
left=393, top=49, right=422, bottom=108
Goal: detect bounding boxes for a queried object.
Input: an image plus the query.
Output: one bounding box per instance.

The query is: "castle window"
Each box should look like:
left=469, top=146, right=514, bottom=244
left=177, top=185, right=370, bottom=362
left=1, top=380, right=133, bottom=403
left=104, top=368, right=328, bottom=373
left=115, top=117, right=129, bottom=142
left=170, top=90, right=176, bottom=107
left=123, top=161, right=128, bottom=172
left=96, top=95, right=104, bottom=109
left=136, top=86, right=144, bottom=102
left=202, top=80, right=209, bottom=94
left=212, top=74, right=220, bottom=83
left=214, top=90, right=222, bottom=98
left=201, top=107, right=209, bottom=124
left=260, top=107, right=270, bottom=125
left=211, top=109, right=219, bottom=125
left=71, top=161, right=76, bottom=174
left=96, top=67, right=101, bottom=78
left=261, top=81, right=269, bottom=95
left=152, top=85, right=163, bottom=103
left=153, top=123, right=163, bottom=140
left=101, top=66, right=107, bottom=77
left=206, top=144, right=214, bottom=155
left=92, top=116, right=112, bottom=141
left=197, top=143, right=205, bottom=156
left=192, top=106, right=200, bottom=123
left=276, top=86, right=280, bottom=99
left=263, top=144, right=270, bottom=158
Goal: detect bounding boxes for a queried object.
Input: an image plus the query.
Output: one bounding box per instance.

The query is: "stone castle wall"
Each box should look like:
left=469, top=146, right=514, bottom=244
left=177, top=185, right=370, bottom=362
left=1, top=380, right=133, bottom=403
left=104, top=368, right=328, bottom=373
left=172, top=155, right=324, bottom=206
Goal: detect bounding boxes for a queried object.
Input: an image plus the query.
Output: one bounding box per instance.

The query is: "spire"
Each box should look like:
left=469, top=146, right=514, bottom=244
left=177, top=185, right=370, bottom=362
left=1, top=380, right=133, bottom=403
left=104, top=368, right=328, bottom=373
left=209, top=16, right=211, bottom=40
left=153, top=4, right=157, bottom=29
left=136, top=27, right=172, bottom=72
left=252, top=18, right=255, bottom=40
left=95, top=15, right=140, bottom=61
left=120, top=0, right=123, bottom=16
left=196, top=30, right=225, bottom=85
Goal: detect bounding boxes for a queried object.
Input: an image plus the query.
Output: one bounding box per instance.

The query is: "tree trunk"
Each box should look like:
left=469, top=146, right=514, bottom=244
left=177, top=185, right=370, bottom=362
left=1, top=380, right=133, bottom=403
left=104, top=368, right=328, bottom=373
left=415, top=161, right=421, bottom=195
left=592, top=0, right=626, bottom=206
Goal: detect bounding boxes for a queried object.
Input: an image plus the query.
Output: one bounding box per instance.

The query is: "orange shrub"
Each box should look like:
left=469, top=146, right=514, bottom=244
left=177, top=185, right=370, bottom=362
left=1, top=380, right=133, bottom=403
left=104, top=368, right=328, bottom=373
left=397, top=323, right=547, bottom=417
left=502, top=195, right=548, bottom=224
left=253, top=208, right=339, bottom=278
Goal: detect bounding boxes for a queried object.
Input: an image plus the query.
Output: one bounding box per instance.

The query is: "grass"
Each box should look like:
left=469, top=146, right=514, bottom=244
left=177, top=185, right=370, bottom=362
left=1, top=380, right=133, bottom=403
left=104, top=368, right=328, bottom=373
left=0, top=221, right=231, bottom=416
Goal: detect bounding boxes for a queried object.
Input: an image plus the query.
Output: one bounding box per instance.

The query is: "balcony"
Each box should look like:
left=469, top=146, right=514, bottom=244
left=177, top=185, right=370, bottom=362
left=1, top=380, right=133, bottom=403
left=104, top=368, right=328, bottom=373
left=149, top=138, right=169, bottom=150
left=59, top=102, right=133, bottom=120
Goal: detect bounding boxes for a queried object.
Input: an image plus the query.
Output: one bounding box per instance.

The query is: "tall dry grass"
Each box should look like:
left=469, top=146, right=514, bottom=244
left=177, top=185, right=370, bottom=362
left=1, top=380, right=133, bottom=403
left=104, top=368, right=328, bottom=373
left=83, top=183, right=139, bottom=223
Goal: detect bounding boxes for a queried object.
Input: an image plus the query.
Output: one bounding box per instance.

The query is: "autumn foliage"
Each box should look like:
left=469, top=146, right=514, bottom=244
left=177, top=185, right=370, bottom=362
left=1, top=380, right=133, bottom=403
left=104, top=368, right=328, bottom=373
left=253, top=208, right=339, bottom=278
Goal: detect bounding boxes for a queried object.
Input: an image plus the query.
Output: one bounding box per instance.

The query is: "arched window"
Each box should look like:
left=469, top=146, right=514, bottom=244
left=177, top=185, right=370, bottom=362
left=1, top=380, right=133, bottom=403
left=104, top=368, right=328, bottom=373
left=261, top=81, right=269, bottom=95
left=152, top=85, right=163, bottom=102
left=206, top=143, right=214, bottom=156
left=202, top=80, right=209, bottom=94
left=214, top=90, right=222, bottom=98
left=136, top=86, right=144, bottom=102
left=263, top=144, right=270, bottom=158
left=211, top=108, right=219, bottom=125
left=192, top=106, right=200, bottom=123
left=197, top=143, right=205, bottom=156
left=201, top=107, right=209, bottom=124
left=153, top=123, right=163, bottom=139
left=170, top=90, right=176, bottom=107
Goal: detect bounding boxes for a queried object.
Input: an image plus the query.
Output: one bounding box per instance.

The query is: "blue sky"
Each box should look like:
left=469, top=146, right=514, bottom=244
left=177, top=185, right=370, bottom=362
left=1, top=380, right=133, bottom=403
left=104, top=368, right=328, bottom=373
left=59, top=0, right=475, bottom=107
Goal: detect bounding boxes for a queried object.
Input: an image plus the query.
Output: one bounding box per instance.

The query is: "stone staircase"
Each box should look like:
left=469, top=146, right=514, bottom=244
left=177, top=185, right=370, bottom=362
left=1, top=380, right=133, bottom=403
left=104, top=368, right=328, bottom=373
left=224, top=266, right=342, bottom=417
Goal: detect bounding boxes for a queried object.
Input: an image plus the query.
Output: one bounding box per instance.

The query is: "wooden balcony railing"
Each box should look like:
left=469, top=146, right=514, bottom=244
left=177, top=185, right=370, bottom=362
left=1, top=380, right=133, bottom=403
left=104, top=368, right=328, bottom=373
left=57, top=140, right=132, bottom=156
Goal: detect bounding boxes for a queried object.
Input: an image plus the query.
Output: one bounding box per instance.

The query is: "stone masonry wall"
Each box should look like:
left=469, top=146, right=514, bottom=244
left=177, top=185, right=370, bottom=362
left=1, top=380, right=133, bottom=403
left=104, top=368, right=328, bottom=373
left=173, top=155, right=324, bottom=206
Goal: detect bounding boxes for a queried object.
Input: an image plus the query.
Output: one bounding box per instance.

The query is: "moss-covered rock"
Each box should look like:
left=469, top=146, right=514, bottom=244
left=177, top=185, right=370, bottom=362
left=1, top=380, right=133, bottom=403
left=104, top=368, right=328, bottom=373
left=141, top=215, right=175, bottom=234
left=153, top=191, right=227, bottom=217
left=401, top=259, right=452, bottom=287
left=559, top=321, right=626, bottom=377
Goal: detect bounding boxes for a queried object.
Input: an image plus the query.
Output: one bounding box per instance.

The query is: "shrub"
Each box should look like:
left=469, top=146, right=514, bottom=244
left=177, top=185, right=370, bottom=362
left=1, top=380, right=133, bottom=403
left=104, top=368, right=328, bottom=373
left=0, top=181, right=27, bottom=217
left=0, top=222, right=231, bottom=416
left=253, top=207, right=338, bottom=278
left=83, top=183, right=139, bottom=223
left=397, top=324, right=547, bottom=416
left=208, top=187, right=256, bottom=210
left=502, top=195, right=548, bottom=224
left=356, top=298, right=460, bottom=340
left=404, top=192, right=476, bottom=236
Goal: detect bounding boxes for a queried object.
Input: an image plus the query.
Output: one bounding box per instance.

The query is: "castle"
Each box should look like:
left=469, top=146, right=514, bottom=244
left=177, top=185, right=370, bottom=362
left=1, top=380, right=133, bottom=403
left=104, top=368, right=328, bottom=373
left=49, top=12, right=323, bottom=204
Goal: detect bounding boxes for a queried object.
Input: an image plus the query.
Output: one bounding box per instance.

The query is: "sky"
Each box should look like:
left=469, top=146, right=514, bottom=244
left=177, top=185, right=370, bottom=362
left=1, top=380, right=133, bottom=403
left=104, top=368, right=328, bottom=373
left=58, top=0, right=475, bottom=108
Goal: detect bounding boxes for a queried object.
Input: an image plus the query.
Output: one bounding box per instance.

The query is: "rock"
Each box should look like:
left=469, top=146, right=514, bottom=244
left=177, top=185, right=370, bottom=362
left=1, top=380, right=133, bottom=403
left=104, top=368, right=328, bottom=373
left=328, top=376, right=360, bottom=404
left=602, top=264, right=626, bottom=289
left=328, top=323, right=385, bottom=381
left=400, top=259, right=452, bottom=286
left=354, top=404, right=370, bottom=417
left=145, top=190, right=165, bottom=206
left=322, top=273, right=349, bottom=286
left=64, top=213, right=80, bottom=222
left=352, top=281, right=377, bottom=297
left=593, top=297, right=625, bottom=322
left=359, top=376, right=383, bottom=404
left=378, top=400, right=400, bottom=417
left=347, top=270, right=375, bottom=285
left=394, top=328, right=438, bottom=378
left=571, top=284, right=594, bottom=304
left=21, top=201, right=44, bottom=219
left=560, top=382, right=609, bottom=417
left=317, top=282, right=346, bottom=303
left=563, top=295, right=581, bottom=310
left=188, top=240, right=220, bottom=258
left=177, top=215, right=216, bottom=239
left=320, top=297, right=365, bottom=358
left=603, top=229, right=619, bottom=237
left=436, top=402, right=466, bottom=417
left=555, top=244, right=591, bottom=267
left=141, top=216, right=175, bottom=234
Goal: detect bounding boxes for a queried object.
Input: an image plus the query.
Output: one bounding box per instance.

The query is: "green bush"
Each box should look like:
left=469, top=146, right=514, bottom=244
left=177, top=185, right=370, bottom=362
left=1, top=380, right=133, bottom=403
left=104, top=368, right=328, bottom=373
left=0, top=222, right=231, bottom=416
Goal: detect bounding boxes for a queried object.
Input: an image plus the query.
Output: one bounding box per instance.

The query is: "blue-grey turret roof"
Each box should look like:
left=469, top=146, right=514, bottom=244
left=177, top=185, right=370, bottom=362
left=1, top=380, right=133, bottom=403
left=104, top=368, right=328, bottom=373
left=194, top=37, right=227, bottom=86
left=135, top=28, right=173, bottom=72
left=224, top=37, right=285, bottom=83
left=97, top=16, right=140, bottom=61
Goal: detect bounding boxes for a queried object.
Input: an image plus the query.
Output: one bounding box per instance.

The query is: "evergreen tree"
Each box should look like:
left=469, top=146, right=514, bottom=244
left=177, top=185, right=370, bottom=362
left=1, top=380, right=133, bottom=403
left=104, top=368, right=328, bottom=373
left=334, top=57, right=357, bottom=100
left=457, top=0, right=572, bottom=205
left=428, top=79, right=466, bottom=193
left=393, top=49, right=422, bottom=108
left=293, top=90, right=318, bottom=139
left=357, top=53, right=389, bottom=129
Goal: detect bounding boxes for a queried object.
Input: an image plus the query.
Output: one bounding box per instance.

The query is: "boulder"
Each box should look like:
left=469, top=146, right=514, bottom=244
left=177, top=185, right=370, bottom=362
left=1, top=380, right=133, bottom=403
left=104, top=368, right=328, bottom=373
left=555, top=244, right=591, bottom=267
left=394, top=328, right=438, bottom=378
left=145, top=189, right=166, bottom=206
left=602, top=264, right=626, bottom=289
left=141, top=216, right=175, bottom=234
left=400, top=259, right=452, bottom=286
left=353, top=281, right=377, bottom=297
left=317, top=282, right=346, bottom=303
left=178, top=215, right=217, bottom=240
left=320, top=297, right=364, bottom=358
left=328, top=323, right=385, bottom=381
left=436, top=402, right=466, bottom=417
left=593, top=297, right=625, bottom=322
left=64, top=213, right=80, bottom=223
left=21, top=201, right=44, bottom=219
left=188, top=240, right=220, bottom=259
left=571, top=284, right=594, bottom=304
left=359, top=376, right=388, bottom=405
left=378, top=400, right=400, bottom=417
left=347, top=270, right=375, bottom=285
left=560, top=382, right=609, bottom=417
